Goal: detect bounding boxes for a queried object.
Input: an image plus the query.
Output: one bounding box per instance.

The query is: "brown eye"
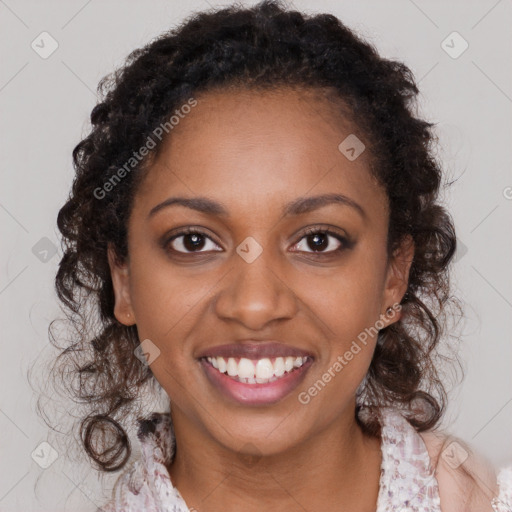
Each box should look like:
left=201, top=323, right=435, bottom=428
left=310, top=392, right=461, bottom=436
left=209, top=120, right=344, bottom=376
left=292, top=228, right=351, bottom=255
left=166, top=228, right=222, bottom=254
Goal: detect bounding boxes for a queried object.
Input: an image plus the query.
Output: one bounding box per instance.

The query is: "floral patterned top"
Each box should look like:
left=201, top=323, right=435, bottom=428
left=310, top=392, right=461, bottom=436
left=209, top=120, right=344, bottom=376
left=98, top=406, right=512, bottom=512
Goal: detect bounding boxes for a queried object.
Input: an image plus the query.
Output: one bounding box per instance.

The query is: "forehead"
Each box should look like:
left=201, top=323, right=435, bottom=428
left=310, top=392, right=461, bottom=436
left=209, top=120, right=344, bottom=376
left=134, top=87, right=387, bottom=223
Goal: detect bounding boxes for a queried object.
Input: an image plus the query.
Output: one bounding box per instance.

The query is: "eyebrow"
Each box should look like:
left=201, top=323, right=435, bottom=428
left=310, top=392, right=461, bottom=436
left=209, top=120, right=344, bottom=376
left=148, top=193, right=366, bottom=220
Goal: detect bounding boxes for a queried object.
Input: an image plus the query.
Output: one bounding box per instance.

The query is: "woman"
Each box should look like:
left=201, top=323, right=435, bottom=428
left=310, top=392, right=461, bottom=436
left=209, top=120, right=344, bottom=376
left=51, top=1, right=512, bottom=510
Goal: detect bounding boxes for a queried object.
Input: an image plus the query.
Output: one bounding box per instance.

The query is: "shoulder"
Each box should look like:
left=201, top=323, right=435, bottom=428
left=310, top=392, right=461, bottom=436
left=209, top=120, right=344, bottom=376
left=419, top=429, right=499, bottom=512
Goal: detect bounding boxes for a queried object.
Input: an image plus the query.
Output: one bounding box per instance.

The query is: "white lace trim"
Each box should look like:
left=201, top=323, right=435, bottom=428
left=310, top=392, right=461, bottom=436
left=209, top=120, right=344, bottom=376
left=376, top=407, right=441, bottom=511
left=492, top=466, right=512, bottom=512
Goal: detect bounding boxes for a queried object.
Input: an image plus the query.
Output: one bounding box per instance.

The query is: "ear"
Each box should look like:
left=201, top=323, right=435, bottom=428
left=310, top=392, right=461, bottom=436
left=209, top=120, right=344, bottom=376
left=379, top=234, right=414, bottom=328
left=107, top=243, right=136, bottom=326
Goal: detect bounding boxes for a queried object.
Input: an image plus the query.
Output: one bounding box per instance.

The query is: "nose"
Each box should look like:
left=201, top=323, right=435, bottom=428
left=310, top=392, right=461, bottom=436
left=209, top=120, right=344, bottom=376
left=213, top=250, right=298, bottom=331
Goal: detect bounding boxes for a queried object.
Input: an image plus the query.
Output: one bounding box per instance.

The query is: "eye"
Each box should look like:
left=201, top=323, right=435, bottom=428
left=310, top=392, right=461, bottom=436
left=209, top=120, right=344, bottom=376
left=291, top=227, right=350, bottom=255
left=162, top=225, right=352, bottom=257
left=165, top=227, right=221, bottom=254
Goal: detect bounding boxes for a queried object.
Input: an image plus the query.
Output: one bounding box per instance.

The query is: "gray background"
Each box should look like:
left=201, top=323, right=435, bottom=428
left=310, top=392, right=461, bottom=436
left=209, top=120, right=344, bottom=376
left=1, top=0, right=511, bottom=510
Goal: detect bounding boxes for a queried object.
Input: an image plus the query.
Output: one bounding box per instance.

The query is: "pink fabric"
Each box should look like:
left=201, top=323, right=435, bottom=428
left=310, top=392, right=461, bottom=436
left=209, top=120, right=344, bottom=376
left=98, top=406, right=512, bottom=512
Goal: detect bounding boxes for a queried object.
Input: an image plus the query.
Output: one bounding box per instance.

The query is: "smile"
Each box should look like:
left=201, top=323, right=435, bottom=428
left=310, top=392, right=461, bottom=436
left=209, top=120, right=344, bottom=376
left=198, top=343, right=314, bottom=405
left=203, top=355, right=310, bottom=384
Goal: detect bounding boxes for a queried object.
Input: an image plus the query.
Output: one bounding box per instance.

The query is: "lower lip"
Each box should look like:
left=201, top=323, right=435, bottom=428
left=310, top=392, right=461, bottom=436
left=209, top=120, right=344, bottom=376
left=200, top=358, right=313, bottom=405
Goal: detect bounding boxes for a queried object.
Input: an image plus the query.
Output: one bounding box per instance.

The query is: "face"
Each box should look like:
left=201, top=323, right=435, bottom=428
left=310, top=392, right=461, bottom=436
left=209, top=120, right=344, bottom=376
left=109, top=86, right=413, bottom=457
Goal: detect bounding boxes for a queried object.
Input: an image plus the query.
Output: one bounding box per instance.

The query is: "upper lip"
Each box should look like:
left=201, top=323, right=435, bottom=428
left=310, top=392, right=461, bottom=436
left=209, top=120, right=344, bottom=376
left=197, top=341, right=314, bottom=360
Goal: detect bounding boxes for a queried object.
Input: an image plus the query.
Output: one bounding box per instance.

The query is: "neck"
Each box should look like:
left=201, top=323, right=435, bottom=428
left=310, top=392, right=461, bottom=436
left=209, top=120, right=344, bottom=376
left=167, top=402, right=383, bottom=512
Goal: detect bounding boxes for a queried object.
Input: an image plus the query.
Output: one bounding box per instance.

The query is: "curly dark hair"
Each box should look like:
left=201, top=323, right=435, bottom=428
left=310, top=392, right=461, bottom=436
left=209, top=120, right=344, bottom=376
left=46, top=0, right=464, bottom=473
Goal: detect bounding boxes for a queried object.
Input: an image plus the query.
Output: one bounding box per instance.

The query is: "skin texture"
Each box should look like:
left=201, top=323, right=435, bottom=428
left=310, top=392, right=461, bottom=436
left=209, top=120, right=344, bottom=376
left=108, top=87, right=416, bottom=512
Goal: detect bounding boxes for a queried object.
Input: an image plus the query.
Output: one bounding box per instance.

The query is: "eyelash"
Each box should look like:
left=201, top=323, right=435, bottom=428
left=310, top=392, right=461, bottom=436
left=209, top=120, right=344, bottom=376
left=162, top=225, right=353, bottom=258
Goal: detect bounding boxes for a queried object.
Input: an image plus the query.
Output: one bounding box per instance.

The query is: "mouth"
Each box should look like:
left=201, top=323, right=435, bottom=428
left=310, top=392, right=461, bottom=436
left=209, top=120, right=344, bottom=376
left=197, top=343, right=314, bottom=405
left=201, top=355, right=311, bottom=383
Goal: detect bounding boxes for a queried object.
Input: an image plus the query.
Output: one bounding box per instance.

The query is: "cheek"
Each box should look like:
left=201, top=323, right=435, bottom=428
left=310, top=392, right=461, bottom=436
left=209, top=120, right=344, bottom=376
left=296, top=257, right=385, bottom=379
left=126, top=233, right=204, bottom=334
left=301, top=262, right=385, bottom=333
left=127, top=260, right=201, bottom=401
left=126, top=249, right=226, bottom=386
left=305, top=278, right=380, bottom=404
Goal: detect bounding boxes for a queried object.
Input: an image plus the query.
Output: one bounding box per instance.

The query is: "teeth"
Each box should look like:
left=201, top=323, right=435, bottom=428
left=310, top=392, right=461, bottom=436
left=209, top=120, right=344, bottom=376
left=274, top=357, right=285, bottom=377
left=238, top=358, right=255, bottom=379
left=217, top=357, right=227, bottom=373
left=227, top=357, right=238, bottom=377
left=205, top=355, right=308, bottom=381
left=255, top=358, right=273, bottom=379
